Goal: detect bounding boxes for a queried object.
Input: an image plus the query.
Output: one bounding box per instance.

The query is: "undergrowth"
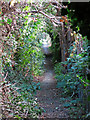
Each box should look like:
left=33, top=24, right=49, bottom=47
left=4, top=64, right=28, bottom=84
left=54, top=36, right=89, bottom=119
left=1, top=5, right=45, bottom=118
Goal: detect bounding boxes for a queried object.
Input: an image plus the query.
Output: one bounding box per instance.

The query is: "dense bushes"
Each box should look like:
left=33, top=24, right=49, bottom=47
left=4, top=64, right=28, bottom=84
left=15, top=19, right=44, bottom=76
left=1, top=2, right=45, bottom=118
left=54, top=35, right=89, bottom=118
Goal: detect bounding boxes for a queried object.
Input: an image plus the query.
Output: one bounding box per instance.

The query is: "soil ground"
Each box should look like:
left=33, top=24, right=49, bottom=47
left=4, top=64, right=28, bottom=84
left=35, top=56, right=69, bottom=119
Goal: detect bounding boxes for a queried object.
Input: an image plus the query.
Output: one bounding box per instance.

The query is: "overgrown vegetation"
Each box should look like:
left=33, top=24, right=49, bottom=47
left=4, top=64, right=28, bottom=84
left=1, top=0, right=90, bottom=119
left=1, top=2, right=45, bottom=118
left=54, top=32, right=89, bottom=119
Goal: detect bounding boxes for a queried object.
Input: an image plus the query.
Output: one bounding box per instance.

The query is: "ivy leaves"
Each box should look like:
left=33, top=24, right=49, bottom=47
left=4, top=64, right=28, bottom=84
left=54, top=35, right=89, bottom=118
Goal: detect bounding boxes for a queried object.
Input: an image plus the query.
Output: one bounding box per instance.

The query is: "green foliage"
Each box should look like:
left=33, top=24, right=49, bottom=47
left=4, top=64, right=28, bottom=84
left=47, top=27, right=61, bottom=62
left=54, top=63, right=65, bottom=75
left=2, top=5, right=45, bottom=118
left=54, top=65, right=85, bottom=118
left=16, top=17, right=45, bottom=76
left=2, top=1, right=89, bottom=119
left=1, top=79, right=42, bottom=118
left=54, top=35, right=89, bottom=118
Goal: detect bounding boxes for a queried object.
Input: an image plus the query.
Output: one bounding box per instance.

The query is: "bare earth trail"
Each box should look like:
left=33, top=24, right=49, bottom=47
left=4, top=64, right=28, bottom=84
left=35, top=56, right=69, bottom=119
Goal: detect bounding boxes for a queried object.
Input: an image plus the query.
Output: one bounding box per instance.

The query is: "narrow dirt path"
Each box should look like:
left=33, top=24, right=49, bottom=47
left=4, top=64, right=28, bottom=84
left=35, top=56, right=69, bottom=119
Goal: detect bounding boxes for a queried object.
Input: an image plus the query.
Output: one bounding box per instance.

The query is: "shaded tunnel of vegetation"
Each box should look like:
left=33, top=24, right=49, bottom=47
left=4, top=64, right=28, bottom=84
left=1, top=1, right=90, bottom=119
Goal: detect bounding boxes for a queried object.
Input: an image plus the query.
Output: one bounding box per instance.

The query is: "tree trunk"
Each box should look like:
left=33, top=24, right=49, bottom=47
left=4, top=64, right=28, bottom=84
left=0, top=23, right=2, bottom=119
left=61, top=23, right=66, bottom=62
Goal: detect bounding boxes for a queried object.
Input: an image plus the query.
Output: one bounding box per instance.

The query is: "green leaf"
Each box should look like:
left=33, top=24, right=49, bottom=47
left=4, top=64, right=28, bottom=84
left=23, top=6, right=30, bottom=11
left=64, top=103, right=71, bottom=107
left=24, top=15, right=29, bottom=19
left=14, top=115, right=21, bottom=119
left=7, top=18, right=12, bottom=25
left=57, top=81, right=66, bottom=88
left=24, top=20, right=28, bottom=25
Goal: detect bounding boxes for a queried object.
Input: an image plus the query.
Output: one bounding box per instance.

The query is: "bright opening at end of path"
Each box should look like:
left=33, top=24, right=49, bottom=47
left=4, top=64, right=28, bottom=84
left=40, top=32, right=52, bottom=55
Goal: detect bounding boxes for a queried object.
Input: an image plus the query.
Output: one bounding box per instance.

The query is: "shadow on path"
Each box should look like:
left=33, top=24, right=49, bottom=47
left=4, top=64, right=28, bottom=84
left=35, top=56, right=69, bottom=118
